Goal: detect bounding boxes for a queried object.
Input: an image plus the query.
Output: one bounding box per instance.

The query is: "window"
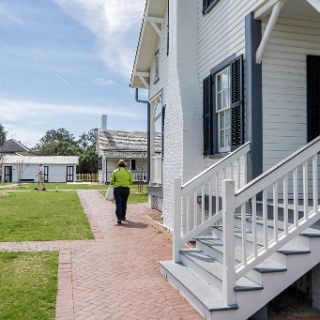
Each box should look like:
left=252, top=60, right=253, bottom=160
left=202, top=55, right=244, bottom=156
left=216, top=67, right=231, bottom=152
left=131, top=159, right=136, bottom=171
left=98, top=156, right=103, bottom=170
left=154, top=50, right=160, bottom=84
left=203, top=0, right=220, bottom=14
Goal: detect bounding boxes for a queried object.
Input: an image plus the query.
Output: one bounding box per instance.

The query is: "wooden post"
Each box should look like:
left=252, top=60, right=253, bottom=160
left=222, top=179, right=236, bottom=306
left=173, top=178, right=182, bottom=263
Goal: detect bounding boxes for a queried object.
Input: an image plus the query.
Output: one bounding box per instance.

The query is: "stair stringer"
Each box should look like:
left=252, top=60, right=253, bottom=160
left=217, top=238, right=320, bottom=320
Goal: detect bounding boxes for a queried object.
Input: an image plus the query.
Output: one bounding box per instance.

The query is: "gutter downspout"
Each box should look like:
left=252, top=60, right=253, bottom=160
left=135, top=88, right=150, bottom=184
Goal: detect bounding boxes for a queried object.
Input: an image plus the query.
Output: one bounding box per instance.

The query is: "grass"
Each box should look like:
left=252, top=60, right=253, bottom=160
left=100, top=185, right=148, bottom=203
left=0, top=252, right=58, bottom=320
left=0, top=182, right=106, bottom=191
left=0, top=192, right=93, bottom=241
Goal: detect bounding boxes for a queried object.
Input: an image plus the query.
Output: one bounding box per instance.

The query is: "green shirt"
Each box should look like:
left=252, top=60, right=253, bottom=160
left=110, top=167, right=133, bottom=187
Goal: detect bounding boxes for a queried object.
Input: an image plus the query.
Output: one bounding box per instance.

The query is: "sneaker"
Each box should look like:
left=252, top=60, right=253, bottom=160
left=42, top=188, right=46, bottom=191
left=117, top=220, right=122, bottom=224
left=34, top=187, right=39, bottom=191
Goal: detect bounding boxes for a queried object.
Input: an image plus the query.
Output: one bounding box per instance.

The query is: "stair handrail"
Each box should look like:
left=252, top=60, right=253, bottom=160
left=182, top=142, right=251, bottom=194
left=173, top=142, right=251, bottom=263
left=223, top=136, right=320, bottom=283
left=234, top=135, right=320, bottom=208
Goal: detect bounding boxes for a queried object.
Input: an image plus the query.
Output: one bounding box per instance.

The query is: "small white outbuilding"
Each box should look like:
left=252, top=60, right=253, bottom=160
left=1, top=155, right=79, bottom=183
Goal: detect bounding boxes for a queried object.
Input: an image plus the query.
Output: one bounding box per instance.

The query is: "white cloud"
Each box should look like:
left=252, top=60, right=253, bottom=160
left=0, top=98, right=145, bottom=146
left=0, top=98, right=142, bottom=122
left=54, top=0, right=145, bottom=78
left=93, top=77, right=116, bottom=86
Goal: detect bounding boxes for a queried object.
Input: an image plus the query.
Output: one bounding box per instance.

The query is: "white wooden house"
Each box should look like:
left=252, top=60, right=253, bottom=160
left=97, top=127, right=161, bottom=185
left=1, top=155, right=78, bottom=183
left=130, top=0, right=320, bottom=319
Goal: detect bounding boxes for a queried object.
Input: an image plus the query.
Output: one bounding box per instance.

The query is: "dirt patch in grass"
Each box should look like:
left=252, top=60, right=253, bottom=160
left=0, top=192, right=9, bottom=198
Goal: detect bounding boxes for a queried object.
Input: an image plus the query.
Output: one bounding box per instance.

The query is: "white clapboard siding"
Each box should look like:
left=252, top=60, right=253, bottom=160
left=149, top=8, right=169, bottom=103
left=197, top=0, right=259, bottom=81
left=262, top=17, right=320, bottom=173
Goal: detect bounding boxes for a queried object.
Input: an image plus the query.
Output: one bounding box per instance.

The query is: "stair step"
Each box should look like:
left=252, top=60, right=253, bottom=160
left=196, top=237, right=287, bottom=274
left=180, top=249, right=263, bottom=292
left=212, top=222, right=311, bottom=253
left=160, top=261, right=238, bottom=312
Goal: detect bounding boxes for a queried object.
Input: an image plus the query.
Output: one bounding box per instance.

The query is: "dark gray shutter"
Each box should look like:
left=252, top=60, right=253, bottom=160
left=203, top=75, right=213, bottom=155
left=231, top=55, right=244, bottom=149
left=307, top=55, right=320, bottom=142
left=162, top=105, right=166, bottom=158
left=203, top=0, right=220, bottom=14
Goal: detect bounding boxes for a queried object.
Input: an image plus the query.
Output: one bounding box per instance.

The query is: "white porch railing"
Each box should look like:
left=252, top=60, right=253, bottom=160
left=107, top=171, right=147, bottom=182
left=151, top=154, right=162, bottom=185
left=222, top=136, right=320, bottom=305
left=173, top=142, right=251, bottom=262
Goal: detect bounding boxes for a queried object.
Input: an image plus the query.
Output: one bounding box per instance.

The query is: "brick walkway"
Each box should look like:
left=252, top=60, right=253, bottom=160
left=0, top=190, right=201, bottom=320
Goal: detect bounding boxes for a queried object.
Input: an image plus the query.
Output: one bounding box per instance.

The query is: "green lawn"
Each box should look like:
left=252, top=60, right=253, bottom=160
left=0, top=252, right=58, bottom=320
left=0, top=182, right=106, bottom=191
left=100, top=185, right=148, bottom=203
left=0, top=192, right=93, bottom=241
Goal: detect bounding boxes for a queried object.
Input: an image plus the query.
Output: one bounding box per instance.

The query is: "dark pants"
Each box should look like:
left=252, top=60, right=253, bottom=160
left=114, top=187, right=130, bottom=220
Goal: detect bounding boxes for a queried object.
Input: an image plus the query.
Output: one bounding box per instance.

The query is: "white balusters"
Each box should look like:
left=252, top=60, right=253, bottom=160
left=293, top=168, right=298, bottom=228
left=244, top=153, right=248, bottom=185
left=303, top=161, right=308, bottom=220
left=209, top=178, right=213, bottom=216
left=173, top=178, right=182, bottom=263
left=215, top=174, right=219, bottom=214
left=252, top=196, right=257, bottom=258
left=201, top=183, right=205, bottom=224
left=193, top=189, right=197, bottom=229
left=241, top=204, right=247, bottom=266
left=262, top=190, right=268, bottom=249
left=273, top=182, right=278, bottom=243
left=313, top=155, right=318, bottom=214
left=186, top=194, right=191, bottom=233
left=283, top=175, right=288, bottom=235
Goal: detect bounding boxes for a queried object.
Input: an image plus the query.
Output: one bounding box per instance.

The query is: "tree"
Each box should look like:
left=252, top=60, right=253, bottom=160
left=0, top=123, right=6, bottom=182
left=0, top=123, right=6, bottom=146
left=32, top=127, right=99, bottom=174
left=78, top=128, right=98, bottom=150
left=33, top=128, right=79, bottom=156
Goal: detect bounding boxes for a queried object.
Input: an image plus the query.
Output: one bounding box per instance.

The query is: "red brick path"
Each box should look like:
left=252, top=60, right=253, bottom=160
left=0, top=190, right=201, bottom=319
left=70, top=191, right=201, bottom=320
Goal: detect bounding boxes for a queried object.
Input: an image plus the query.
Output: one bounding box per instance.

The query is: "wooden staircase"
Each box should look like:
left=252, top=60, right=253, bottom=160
left=161, top=137, right=320, bottom=320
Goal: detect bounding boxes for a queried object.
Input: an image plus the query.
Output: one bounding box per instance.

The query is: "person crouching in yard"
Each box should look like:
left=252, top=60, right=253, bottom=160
left=111, top=159, right=133, bottom=224
left=34, top=164, right=46, bottom=191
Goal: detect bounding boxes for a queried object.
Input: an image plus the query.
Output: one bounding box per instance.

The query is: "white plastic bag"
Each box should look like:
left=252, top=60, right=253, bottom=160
left=105, top=186, right=114, bottom=201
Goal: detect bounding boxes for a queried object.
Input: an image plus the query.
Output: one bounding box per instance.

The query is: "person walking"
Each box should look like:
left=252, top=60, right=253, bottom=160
left=110, top=159, right=133, bottom=224
left=34, top=164, right=46, bottom=191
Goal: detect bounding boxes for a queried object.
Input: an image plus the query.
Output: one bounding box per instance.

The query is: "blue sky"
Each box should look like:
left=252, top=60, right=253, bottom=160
left=0, top=0, right=147, bottom=147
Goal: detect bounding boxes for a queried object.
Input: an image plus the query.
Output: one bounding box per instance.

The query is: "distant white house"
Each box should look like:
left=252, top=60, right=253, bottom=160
left=96, top=115, right=161, bottom=184
left=1, top=155, right=79, bottom=183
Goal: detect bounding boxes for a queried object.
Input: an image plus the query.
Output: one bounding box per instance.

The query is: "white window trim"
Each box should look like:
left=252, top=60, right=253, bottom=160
left=216, top=67, right=231, bottom=153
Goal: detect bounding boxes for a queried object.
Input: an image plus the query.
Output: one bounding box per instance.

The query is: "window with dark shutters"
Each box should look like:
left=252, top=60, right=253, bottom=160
left=230, top=56, right=244, bottom=149
left=203, top=0, right=220, bottom=14
left=203, top=75, right=213, bottom=155
left=98, top=156, right=103, bottom=170
left=307, top=55, right=320, bottom=142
